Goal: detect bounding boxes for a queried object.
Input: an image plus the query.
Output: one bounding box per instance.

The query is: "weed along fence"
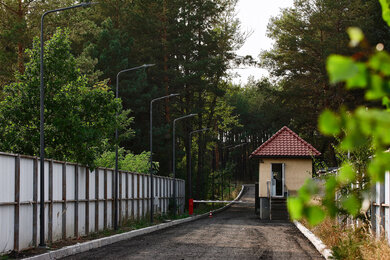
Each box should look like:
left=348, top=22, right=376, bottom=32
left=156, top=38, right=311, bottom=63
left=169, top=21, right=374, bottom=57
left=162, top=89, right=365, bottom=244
left=331, top=169, right=390, bottom=242
left=0, top=152, right=185, bottom=254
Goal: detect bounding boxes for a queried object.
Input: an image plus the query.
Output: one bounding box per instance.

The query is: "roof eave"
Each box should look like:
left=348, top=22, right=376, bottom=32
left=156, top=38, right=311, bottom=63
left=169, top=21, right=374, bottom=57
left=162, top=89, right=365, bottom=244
left=250, top=154, right=320, bottom=159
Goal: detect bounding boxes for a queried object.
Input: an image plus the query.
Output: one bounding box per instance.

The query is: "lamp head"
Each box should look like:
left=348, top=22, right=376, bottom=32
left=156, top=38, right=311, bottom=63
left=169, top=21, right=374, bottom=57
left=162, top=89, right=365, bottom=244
left=80, top=2, right=98, bottom=7
left=169, top=93, right=180, bottom=97
left=143, top=64, right=155, bottom=68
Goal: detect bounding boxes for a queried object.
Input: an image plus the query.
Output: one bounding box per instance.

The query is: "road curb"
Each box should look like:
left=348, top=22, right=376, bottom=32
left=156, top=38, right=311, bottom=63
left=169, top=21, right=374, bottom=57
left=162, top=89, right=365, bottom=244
left=25, top=185, right=246, bottom=260
left=293, top=220, right=332, bottom=259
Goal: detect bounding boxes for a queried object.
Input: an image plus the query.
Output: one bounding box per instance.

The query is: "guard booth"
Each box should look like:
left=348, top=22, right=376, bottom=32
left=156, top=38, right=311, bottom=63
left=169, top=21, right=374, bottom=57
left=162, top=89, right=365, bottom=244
left=250, top=126, right=321, bottom=219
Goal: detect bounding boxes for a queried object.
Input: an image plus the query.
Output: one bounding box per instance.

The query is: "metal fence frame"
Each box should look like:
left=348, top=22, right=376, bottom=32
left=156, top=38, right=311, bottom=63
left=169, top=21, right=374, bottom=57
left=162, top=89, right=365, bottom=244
left=371, top=171, right=390, bottom=241
left=330, top=170, right=390, bottom=242
left=0, top=152, right=185, bottom=254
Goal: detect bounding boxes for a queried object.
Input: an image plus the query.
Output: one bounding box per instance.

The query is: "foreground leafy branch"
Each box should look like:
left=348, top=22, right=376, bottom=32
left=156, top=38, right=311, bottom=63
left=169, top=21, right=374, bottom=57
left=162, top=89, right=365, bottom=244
left=288, top=0, right=390, bottom=225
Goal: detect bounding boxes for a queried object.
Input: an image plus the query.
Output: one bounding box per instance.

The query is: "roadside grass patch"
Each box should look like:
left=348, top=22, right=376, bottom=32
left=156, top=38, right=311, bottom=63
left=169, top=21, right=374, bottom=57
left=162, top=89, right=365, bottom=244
left=303, top=217, right=390, bottom=260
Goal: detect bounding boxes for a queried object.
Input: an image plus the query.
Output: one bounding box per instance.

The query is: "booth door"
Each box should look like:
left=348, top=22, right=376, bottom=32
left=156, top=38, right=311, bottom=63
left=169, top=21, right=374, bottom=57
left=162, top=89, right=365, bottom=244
left=271, top=163, right=284, bottom=197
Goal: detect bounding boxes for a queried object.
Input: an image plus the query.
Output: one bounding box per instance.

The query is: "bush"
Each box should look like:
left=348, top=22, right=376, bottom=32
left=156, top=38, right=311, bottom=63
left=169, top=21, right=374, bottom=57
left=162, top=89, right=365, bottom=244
left=95, top=149, right=159, bottom=174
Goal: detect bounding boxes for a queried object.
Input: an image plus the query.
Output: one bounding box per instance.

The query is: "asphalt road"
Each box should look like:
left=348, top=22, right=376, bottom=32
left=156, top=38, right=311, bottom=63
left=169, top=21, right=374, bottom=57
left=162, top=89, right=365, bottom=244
left=63, top=185, right=323, bottom=260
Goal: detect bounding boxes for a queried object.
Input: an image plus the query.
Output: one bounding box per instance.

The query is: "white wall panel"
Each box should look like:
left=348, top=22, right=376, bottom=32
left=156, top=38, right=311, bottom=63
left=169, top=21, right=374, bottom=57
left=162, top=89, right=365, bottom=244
left=65, top=203, right=75, bottom=239
left=19, top=205, right=33, bottom=249
left=52, top=204, right=63, bottom=241
left=0, top=156, right=15, bottom=202
left=20, top=158, right=33, bottom=202
left=0, top=206, right=14, bottom=253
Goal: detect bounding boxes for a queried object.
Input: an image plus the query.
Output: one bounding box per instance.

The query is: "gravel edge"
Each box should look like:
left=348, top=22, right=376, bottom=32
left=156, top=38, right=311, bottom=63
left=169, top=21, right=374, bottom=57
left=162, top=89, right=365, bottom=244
left=293, top=220, right=333, bottom=259
left=24, top=185, right=246, bottom=260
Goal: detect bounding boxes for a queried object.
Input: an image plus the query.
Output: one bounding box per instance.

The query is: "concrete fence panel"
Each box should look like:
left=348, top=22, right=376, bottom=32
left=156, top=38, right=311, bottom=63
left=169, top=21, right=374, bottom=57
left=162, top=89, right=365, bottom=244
left=0, top=152, right=185, bottom=254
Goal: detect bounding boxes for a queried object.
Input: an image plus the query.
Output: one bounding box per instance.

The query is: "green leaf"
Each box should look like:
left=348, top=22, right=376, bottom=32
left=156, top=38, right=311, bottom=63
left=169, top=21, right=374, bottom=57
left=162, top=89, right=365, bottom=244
left=383, top=96, right=390, bottom=110
left=327, top=55, right=358, bottom=84
left=306, top=206, right=325, bottom=226
left=379, top=0, right=390, bottom=27
left=346, top=63, right=367, bottom=89
left=319, top=110, right=341, bottom=135
left=366, top=74, right=386, bottom=100
left=368, top=51, right=390, bottom=76
left=368, top=152, right=390, bottom=182
left=325, top=176, right=337, bottom=194
left=347, top=27, right=364, bottom=47
left=337, top=163, right=356, bottom=184
left=341, top=194, right=360, bottom=216
left=340, top=117, right=366, bottom=150
left=287, top=197, right=303, bottom=220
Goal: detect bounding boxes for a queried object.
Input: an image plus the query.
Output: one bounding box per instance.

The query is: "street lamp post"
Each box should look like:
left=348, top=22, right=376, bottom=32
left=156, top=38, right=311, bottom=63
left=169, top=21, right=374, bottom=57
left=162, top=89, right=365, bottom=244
left=40, top=2, right=95, bottom=247
left=172, top=114, right=197, bottom=216
left=149, top=93, right=179, bottom=223
left=114, top=64, right=155, bottom=230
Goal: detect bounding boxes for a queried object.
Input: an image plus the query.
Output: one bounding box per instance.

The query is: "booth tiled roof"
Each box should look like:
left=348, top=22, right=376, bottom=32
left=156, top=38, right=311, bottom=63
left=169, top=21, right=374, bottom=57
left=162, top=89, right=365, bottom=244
left=251, top=126, right=321, bottom=157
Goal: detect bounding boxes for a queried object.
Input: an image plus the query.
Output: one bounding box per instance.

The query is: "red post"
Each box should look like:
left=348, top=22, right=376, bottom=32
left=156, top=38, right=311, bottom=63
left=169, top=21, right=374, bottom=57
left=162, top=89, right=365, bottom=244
left=189, top=198, right=193, bottom=215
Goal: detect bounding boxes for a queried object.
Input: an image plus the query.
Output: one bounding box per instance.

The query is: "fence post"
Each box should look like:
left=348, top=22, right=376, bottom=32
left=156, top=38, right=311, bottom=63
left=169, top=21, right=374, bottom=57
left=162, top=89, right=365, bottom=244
left=48, top=160, right=53, bottom=243
left=14, top=155, right=20, bottom=252
left=142, top=175, right=145, bottom=217
left=74, top=164, right=79, bottom=238
left=33, top=157, right=38, bottom=246
left=131, top=173, right=135, bottom=220
left=165, top=178, right=168, bottom=213
left=137, top=174, right=140, bottom=220
left=125, top=172, right=129, bottom=221
left=62, top=162, right=67, bottom=240
left=85, top=167, right=89, bottom=235
left=119, top=171, right=122, bottom=225
left=147, top=174, right=150, bottom=216
left=159, top=177, right=162, bottom=212
left=95, top=168, right=99, bottom=233
left=111, top=170, right=114, bottom=227
left=104, top=169, right=107, bottom=229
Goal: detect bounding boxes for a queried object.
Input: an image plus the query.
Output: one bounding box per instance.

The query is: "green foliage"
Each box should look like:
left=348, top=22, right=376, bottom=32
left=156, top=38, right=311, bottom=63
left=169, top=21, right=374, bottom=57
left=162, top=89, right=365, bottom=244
left=318, top=110, right=342, bottom=135
left=81, top=17, right=131, bottom=83
left=327, top=55, right=361, bottom=84
left=287, top=197, right=303, bottom=220
left=0, top=29, right=132, bottom=167
left=347, top=27, right=365, bottom=47
left=208, top=161, right=235, bottom=199
left=0, top=0, right=245, bottom=200
left=380, top=0, right=390, bottom=26
left=289, top=1, right=390, bottom=225
left=95, top=149, right=158, bottom=174
left=261, top=0, right=390, bottom=165
left=122, top=151, right=157, bottom=174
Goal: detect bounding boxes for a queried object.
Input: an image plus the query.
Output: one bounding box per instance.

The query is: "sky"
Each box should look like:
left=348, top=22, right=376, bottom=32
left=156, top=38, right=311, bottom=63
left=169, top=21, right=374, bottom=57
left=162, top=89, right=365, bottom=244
left=231, top=0, right=294, bottom=85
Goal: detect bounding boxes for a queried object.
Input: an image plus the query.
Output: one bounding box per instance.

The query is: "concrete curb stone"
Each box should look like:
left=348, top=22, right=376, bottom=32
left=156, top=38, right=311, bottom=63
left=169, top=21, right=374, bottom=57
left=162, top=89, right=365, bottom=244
left=24, top=185, right=246, bottom=260
left=293, top=220, right=333, bottom=259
